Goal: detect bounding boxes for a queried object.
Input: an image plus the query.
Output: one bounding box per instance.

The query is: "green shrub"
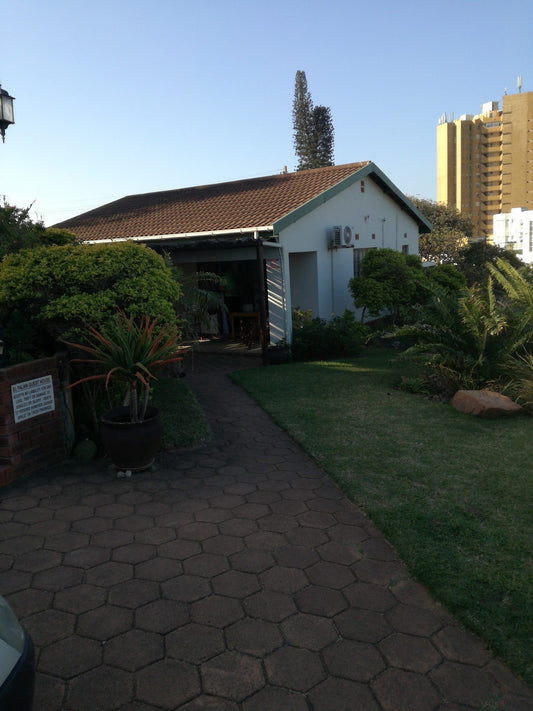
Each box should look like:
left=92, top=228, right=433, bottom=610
left=0, top=242, right=181, bottom=362
left=392, top=259, right=533, bottom=390
left=349, top=249, right=426, bottom=324
left=291, top=310, right=370, bottom=361
left=350, top=249, right=469, bottom=327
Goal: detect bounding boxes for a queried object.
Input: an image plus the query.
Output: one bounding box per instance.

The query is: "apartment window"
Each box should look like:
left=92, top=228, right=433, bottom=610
left=353, top=248, right=375, bottom=277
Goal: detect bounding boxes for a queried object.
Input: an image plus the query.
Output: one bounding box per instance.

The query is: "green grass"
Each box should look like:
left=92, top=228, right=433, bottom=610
left=152, top=377, right=211, bottom=449
left=231, top=348, right=533, bottom=685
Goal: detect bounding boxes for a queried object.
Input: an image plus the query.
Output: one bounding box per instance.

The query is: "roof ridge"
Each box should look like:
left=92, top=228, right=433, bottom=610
left=117, top=161, right=371, bottom=202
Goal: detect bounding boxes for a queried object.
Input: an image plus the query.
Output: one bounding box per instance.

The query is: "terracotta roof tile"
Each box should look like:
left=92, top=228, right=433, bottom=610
left=54, top=162, right=370, bottom=242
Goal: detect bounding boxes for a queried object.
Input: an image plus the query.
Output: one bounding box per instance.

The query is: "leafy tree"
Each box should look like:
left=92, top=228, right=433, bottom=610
left=409, top=197, right=474, bottom=237
left=409, top=197, right=473, bottom=265
left=0, top=241, right=180, bottom=362
left=0, top=200, right=77, bottom=258
left=292, top=70, right=334, bottom=170
left=455, top=241, right=525, bottom=286
left=349, top=249, right=424, bottom=323
left=418, top=227, right=469, bottom=265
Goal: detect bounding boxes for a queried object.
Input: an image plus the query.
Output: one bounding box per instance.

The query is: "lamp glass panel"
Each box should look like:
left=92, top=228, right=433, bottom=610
left=1, top=95, right=14, bottom=123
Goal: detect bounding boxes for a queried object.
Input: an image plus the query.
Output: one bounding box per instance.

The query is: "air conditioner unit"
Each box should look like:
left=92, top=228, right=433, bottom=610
left=328, top=225, right=342, bottom=249
left=343, top=225, right=354, bottom=247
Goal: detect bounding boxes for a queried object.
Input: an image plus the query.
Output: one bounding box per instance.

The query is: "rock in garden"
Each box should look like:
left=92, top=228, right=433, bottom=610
left=451, top=390, right=524, bottom=418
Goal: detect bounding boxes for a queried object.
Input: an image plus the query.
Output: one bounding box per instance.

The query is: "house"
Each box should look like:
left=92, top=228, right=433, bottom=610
left=493, top=207, right=533, bottom=263
left=55, top=161, right=431, bottom=345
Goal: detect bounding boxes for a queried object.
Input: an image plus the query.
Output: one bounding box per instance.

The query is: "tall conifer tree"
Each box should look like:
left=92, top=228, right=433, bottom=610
left=292, top=70, right=315, bottom=170
left=313, top=105, right=334, bottom=167
left=292, top=70, right=334, bottom=170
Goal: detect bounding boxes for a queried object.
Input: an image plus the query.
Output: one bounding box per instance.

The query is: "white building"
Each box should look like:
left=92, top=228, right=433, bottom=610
left=55, top=162, right=431, bottom=345
left=493, top=207, right=533, bottom=263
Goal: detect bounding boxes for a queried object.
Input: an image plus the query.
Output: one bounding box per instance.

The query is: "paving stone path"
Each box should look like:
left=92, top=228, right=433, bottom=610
left=0, top=353, right=532, bottom=710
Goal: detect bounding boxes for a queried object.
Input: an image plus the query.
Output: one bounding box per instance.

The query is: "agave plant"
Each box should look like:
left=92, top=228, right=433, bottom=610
left=63, top=312, right=181, bottom=422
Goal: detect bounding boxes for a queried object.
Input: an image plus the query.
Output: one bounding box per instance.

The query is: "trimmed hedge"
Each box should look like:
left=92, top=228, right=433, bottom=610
left=0, top=241, right=180, bottom=362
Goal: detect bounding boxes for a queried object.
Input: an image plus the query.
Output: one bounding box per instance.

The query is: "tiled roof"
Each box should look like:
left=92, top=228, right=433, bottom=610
left=54, top=162, right=371, bottom=242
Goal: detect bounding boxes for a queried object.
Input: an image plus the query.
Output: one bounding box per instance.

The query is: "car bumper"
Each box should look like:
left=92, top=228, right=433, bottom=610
left=0, top=630, right=35, bottom=711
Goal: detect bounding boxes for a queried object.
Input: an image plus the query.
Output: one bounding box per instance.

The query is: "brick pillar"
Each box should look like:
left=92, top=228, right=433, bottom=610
left=0, top=357, right=66, bottom=487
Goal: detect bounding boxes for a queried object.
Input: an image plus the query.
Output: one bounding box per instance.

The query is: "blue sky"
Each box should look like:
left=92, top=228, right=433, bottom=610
left=2, top=0, right=532, bottom=226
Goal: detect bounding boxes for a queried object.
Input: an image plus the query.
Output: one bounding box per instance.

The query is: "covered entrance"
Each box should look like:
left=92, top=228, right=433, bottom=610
left=154, top=233, right=288, bottom=355
left=193, top=260, right=262, bottom=344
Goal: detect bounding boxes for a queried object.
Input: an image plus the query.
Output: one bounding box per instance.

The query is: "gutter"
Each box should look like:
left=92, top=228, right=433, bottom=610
left=83, top=226, right=274, bottom=245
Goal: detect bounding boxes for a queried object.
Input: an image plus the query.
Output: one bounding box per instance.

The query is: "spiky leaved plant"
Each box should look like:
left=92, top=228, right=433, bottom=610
left=64, top=312, right=182, bottom=422
left=391, top=261, right=533, bottom=390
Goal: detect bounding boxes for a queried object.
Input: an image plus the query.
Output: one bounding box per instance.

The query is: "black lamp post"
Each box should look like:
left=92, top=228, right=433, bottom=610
left=0, top=85, right=15, bottom=143
left=0, top=83, right=15, bottom=366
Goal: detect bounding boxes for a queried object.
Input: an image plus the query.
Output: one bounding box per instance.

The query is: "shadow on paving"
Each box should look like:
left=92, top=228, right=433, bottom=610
left=0, top=352, right=531, bottom=710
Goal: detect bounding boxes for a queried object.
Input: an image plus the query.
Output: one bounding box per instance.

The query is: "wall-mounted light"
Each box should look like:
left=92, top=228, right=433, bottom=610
left=0, top=85, right=15, bottom=143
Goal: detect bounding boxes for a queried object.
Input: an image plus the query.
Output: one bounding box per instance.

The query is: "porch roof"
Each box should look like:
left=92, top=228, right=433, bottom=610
left=54, top=161, right=431, bottom=243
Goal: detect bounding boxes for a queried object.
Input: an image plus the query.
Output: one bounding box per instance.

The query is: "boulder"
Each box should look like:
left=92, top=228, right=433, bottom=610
left=451, top=390, right=524, bottom=419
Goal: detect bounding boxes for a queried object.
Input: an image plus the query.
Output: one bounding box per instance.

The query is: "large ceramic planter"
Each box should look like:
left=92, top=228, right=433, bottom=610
left=100, top=405, right=163, bottom=471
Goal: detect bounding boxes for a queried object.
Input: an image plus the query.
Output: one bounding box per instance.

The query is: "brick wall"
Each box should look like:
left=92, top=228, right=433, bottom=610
left=0, top=357, right=66, bottom=487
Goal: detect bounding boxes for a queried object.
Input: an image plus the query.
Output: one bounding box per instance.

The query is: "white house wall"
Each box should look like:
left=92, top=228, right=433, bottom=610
left=276, top=177, right=420, bottom=336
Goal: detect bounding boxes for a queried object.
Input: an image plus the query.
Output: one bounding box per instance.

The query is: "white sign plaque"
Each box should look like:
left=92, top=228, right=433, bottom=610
left=11, top=375, right=55, bottom=423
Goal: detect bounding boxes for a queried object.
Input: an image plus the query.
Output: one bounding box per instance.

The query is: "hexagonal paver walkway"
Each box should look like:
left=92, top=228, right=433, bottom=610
left=1, top=352, right=532, bottom=710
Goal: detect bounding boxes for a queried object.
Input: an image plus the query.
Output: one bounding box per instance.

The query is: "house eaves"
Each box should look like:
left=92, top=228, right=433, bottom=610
left=83, top=226, right=274, bottom=245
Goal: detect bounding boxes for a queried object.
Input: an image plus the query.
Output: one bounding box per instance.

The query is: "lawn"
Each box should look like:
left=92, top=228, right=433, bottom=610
left=230, top=347, right=533, bottom=685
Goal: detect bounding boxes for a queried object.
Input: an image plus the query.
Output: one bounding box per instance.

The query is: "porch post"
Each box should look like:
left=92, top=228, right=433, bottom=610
left=255, top=232, right=270, bottom=366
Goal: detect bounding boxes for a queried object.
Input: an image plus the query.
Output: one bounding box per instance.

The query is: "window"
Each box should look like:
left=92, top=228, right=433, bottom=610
left=402, top=244, right=409, bottom=255
left=355, top=233, right=359, bottom=240
left=360, top=180, right=365, bottom=193
left=404, top=232, right=407, bottom=239
left=372, top=233, right=376, bottom=240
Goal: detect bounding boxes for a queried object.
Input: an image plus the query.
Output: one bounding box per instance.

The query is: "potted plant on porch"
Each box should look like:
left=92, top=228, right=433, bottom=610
left=64, top=312, right=182, bottom=471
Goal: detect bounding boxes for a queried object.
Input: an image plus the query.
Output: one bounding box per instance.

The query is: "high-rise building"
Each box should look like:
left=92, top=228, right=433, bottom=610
left=436, top=89, right=533, bottom=238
